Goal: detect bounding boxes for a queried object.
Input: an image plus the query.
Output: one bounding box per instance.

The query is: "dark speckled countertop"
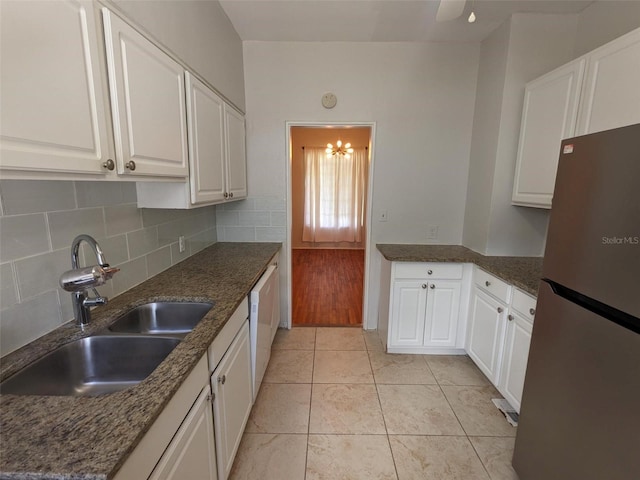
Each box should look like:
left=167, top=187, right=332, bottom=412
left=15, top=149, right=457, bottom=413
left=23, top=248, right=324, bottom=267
left=0, top=242, right=281, bottom=480
left=377, top=244, right=542, bottom=296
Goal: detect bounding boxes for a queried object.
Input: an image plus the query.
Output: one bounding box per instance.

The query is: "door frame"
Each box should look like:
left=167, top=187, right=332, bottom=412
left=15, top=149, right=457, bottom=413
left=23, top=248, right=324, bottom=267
left=285, top=121, right=377, bottom=329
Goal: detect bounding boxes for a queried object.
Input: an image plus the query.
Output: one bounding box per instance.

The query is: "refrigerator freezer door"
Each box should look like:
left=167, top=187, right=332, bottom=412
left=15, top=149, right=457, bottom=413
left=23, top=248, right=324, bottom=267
left=542, top=123, right=640, bottom=318
left=513, top=281, right=640, bottom=480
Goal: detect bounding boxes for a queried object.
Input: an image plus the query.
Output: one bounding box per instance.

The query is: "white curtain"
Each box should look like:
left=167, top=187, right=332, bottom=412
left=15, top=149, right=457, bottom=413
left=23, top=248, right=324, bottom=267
left=302, top=147, right=368, bottom=243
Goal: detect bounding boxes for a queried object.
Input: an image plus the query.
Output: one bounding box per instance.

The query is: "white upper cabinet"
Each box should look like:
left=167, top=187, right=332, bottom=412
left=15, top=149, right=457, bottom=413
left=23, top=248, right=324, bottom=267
left=186, top=73, right=227, bottom=205
left=137, top=90, right=247, bottom=209
left=224, top=106, right=248, bottom=201
left=512, top=60, right=585, bottom=208
left=102, top=9, right=189, bottom=178
left=513, top=27, right=640, bottom=209
left=576, top=28, right=640, bottom=136
left=0, top=0, right=114, bottom=177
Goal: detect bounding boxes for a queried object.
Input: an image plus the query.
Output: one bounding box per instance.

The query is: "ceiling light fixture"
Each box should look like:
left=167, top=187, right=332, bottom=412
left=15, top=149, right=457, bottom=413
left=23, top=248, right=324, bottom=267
left=468, top=0, right=476, bottom=23
left=326, top=140, right=354, bottom=159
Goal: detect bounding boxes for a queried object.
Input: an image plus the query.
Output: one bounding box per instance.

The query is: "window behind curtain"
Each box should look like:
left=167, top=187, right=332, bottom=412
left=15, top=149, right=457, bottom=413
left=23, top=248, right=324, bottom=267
left=302, top=147, right=368, bottom=243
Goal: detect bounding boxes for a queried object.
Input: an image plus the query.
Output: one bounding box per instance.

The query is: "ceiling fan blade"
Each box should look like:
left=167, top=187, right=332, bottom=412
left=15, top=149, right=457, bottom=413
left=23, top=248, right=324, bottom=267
left=436, top=0, right=467, bottom=22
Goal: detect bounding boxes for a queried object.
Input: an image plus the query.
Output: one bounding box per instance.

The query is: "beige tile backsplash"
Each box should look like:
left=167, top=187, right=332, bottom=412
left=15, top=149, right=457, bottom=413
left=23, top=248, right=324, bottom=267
left=0, top=180, right=217, bottom=356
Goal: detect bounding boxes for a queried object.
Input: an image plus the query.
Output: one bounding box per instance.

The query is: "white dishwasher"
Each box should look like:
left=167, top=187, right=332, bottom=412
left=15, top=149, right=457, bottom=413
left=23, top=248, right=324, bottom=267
left=249, top=257, right=280, bottom=400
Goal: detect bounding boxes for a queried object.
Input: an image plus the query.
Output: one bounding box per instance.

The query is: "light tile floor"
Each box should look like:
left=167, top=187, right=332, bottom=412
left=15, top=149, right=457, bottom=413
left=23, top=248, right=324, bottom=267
left=229, top=328, right=520, bottom=480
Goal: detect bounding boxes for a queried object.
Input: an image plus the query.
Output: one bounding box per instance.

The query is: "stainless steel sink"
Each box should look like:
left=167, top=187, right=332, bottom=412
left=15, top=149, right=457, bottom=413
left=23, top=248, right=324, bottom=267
left=106, top=302, right=213, bottom=337
left=0, top=336, right=180, bottom=396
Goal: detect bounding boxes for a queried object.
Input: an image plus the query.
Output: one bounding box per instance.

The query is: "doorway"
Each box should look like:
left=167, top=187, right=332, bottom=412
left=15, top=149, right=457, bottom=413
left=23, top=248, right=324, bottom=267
left=288, top=125, right=374, bottom=328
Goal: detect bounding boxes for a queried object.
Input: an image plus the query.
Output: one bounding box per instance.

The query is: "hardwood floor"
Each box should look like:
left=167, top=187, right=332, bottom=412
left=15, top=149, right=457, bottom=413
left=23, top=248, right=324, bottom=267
left=292, top=249, right=364, bottom=327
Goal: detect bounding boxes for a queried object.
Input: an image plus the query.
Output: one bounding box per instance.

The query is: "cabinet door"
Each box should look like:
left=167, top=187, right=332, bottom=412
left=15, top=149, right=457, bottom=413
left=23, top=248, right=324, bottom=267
left=224, top=105, right=247, bottom=200
left=186, top=73, right=226, bottom=205
left=424, top=280, right=461, bottom=348
left=149, top=385, right=217, bottom=480
left=577, top=28, right=640, bottom=136
left=512, top=59, right=585, bottom=208
left=389, top=280, right=428, bottom=348
left=498, top=312, right=533, bottom=413
left=0, top=0, right=114, bottom=175
left=212, top=321, right=253, bottom=480
left=467, top=288, right=507, bottom=384
left=102, top=9, right=188, bottom=178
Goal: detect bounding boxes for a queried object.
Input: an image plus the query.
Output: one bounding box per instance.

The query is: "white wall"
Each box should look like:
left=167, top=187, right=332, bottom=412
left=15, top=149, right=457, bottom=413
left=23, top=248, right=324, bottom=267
left=240, top=41, right=480, bottom=328
left=110, top=0, right=245, bottom=110
left=486, top=13, right=579, bottom=256
left=574, top=0, right=640, bottom=57
left=462, top=20, right=510, bottom=254
left=463, top=13, right=579, bottom=256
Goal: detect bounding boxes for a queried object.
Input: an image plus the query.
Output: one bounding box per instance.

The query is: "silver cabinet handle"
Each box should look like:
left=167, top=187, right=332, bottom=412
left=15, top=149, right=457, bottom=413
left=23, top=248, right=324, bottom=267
left=102, top=159, right=115, bottom=171
left=125, top=160, right=136, bottom=171
left=485, top=280, right=491, bottom=287
left=529, top=308, right=536, bottom=316
left=218, top=374, right=226, bottom=385
left=422, top=284, right=427, bottom=289
left=430, top=284, right=435, bottom=289
left=497, top=307, right=504, bottom=313
left=427, top=270, right=433, bottom=275
left=508, top=314, right=514, bottom=321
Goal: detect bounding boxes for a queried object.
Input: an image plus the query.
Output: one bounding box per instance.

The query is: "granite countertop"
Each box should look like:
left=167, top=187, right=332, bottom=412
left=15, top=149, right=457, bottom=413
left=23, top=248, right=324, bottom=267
left=0, top=242, right=281, bottom=480
left=376, top=244, right=543, bottom=296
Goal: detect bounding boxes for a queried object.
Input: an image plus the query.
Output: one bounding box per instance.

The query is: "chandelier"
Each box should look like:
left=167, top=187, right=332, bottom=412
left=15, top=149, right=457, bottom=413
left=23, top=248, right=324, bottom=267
left=326, top=140, right=354, bottom=159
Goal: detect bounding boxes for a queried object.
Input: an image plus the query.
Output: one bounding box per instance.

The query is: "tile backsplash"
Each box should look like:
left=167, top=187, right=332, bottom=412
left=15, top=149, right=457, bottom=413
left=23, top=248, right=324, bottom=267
left=216, top=195, right=286, bottom=242
left=0, top=180, right=217, bottom=356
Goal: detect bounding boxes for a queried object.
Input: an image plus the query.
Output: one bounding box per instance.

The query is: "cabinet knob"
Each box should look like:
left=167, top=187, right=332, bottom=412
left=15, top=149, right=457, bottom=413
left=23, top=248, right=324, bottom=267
left=218, top=374, right=226, bottom=385
left=430, top=284, right=435, bottom=289
left=229, top=192, right=234, bottom=198
left=508, top=314, right=514, bottom=321
left=427, top=270, right=433, bottom=275
left=422, top=284, right=427, bottom=289
left=485, top=280, right=491, bottom=287
left=125, top=160, right=136, bottom=171
left=224, top=192, right=229, bottom=199
left=102, top=159, right=115, bottom=171
left=529, top=308, right=536, bottom=316
left=497, top=307, right=504, bottom=313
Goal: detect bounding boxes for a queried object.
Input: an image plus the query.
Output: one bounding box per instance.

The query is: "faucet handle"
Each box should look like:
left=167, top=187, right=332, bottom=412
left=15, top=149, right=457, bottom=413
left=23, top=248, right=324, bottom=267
left=102, top=266, right=120, bottom=281
left=60, top=265, right=119, bottom=292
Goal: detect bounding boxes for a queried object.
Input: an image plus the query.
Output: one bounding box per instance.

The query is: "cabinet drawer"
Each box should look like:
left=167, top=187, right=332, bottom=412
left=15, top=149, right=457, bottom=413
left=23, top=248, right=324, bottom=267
left=474, top=268, right=511, bottom=303
left=208, top=300, right=249, bottom=372
left=511, top=289, right=537, bottom=323
left=394, top=262, right=463, bottom=280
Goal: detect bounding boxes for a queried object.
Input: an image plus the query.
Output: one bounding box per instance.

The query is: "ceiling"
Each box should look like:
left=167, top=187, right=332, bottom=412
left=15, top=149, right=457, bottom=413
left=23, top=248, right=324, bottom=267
left=219, top=0, right=593, bottom=43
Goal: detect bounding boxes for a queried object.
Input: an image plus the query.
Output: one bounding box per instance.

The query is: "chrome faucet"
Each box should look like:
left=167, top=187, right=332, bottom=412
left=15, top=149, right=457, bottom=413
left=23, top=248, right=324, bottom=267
left=59, top=235, right=119, bottom=327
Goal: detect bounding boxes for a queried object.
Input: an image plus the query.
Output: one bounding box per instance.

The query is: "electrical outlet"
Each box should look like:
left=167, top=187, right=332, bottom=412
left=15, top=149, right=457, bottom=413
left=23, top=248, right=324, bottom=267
left=426, top=225, right=438, bottom=240
left=379, top=210, right=388, bottom=222
left=178, top=235, right=186, bottom=253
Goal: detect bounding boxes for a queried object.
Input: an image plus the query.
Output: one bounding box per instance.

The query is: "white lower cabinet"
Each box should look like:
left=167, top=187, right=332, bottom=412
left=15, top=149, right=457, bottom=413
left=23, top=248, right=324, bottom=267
left=498, top=289, right=537, bottom=413
left=113, top=355, right=215, bottom=480
left=211, top=321, right=253, bottom=480
left=149, top=385, right=217, bottom=480
left=498, top=310, right=533, bottom=413
left=385, top=263, right=468, bottom=354
left=114, top=303, right=254, bottom=480
left=467, top=288, right=508, bottom=385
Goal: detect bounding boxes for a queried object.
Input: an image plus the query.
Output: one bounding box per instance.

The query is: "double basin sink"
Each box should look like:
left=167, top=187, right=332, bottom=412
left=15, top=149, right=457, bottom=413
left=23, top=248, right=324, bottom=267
left=0, top=302, right=213, bottom=397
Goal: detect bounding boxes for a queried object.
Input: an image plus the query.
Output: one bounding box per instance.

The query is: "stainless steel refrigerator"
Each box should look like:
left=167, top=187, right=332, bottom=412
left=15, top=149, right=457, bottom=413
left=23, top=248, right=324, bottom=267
left=513, top=124, right=640, bottom=480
